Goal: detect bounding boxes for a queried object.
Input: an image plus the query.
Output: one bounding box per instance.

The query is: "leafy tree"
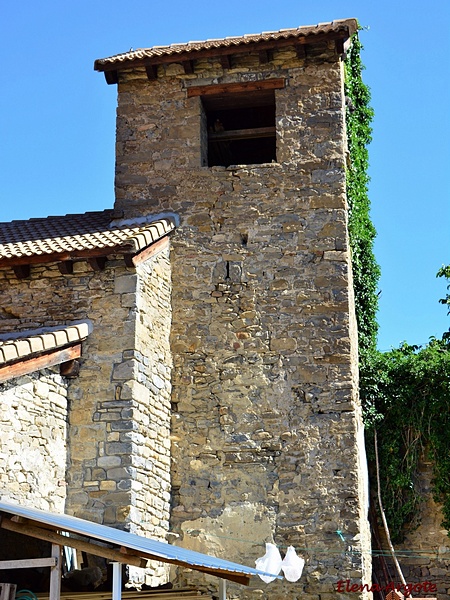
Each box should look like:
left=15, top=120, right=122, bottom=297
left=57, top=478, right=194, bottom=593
left=361, top=267, right=450, bottom=542
left=345, top=31, right=450, bottom=543
left=437, top=265, right=450, bottom=322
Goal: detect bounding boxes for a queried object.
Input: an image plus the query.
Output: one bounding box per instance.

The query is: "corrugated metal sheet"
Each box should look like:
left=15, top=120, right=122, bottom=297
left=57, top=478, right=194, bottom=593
left=0, top=499, right=281, bottom=584
left=37, top=591, right=212, bottom=600
left=94, top=19, right=357, bottom=70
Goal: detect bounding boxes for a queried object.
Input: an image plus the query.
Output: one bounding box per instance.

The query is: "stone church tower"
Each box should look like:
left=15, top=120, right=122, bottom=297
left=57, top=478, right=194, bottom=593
left=95, top=18, right=371, bottom=597
left=0, top=18, right=372, bottom=599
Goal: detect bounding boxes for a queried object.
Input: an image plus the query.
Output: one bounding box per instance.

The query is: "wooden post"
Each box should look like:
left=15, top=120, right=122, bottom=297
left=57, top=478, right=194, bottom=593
left=112, top=562, right=122, bottom=600
left=49, top=544, right=62, bottom=600
left=0, top=584, right=17, bottom=600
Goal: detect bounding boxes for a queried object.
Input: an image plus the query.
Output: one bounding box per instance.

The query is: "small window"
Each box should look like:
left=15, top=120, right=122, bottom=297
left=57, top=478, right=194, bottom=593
left=202, top=89, right=276, bottom=167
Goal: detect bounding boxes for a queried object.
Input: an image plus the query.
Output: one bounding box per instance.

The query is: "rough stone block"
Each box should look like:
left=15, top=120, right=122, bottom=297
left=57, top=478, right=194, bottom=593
left=114, top=274, right=138, bottom=294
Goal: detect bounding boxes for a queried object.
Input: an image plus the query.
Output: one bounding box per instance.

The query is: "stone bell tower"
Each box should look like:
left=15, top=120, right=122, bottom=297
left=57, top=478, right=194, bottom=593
left=95, top=18, right=371, bottom=598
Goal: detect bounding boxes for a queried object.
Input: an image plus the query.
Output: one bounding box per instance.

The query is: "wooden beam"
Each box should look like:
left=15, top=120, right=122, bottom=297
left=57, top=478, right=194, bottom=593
left=58, top=261, right=74, bottom=275
left=13, top=265, right=30, bottom=279
left=131, top=235, right=170, bottom=267
left=187, top=78, right=285, bottom=98
left=87, top=257, right=107, bottom=271
left=209, top=126, right=275, bottom=142
left=145, top=65, right=158, bottom=80
left=123, top=254, right=134, bottom=268
left=220, top=55, right=231, bottom=69
left=124, top=547, right=250, bottom=586
left=335, top=38, right=345, bottom=56
left=10, top=515, right=27, bottom=523
left=10, top=515, right=61, bottom=532
left=0, top=518, right=148, bottom=569
left=0, top=247, right=118, bottom=269
left=105, top=71, right=118, bottom=85
left=35, top=590, right=211, bottom=600
left=295, top=44, right=306, bottom=59
left=182, top=60, right=194, bottom=74
left=0, top=344, right=82, bottom=384
left=60, top=359, right=80, bottom=378
left=258, top=50, right=270, bottom=64
left=0, top=557, right=57, bottom=569
left=36, top=590, right=211, bottom=600
left=119, top=546, right=145, bottom=559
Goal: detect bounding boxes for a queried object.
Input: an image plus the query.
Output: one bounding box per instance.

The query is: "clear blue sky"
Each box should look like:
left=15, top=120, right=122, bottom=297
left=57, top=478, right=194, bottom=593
left=1, top=1, right=449, bottom=350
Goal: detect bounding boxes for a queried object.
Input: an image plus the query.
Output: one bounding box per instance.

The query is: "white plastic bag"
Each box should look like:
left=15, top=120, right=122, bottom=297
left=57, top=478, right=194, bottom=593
left=281, top=545, right=305, bottom=582
left=255, top=542, right=283, bottom=583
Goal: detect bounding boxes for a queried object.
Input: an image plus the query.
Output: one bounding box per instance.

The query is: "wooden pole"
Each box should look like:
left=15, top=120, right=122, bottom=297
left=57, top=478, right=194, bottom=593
left=0, top=518, right=147, bottom=568
left=374, top=429, right=409, bottom=595
left=49, top=544, right=62, bottom=600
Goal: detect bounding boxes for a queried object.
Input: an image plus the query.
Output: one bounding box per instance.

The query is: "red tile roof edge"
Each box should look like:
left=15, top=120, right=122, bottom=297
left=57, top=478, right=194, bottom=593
left=0, top=210, right=176, bottom=264
left=94, top=19, right=358, bottom=70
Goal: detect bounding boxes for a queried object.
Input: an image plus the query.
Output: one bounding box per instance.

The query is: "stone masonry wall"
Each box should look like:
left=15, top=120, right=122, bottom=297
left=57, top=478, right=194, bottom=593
left=0, top=258, right=135, bottom=525
left=113, top=42, right=371, bottom=598
left=126, top=250, right=173, bottom=586
left=0, top=250, right=172, bottom=587
left=0, top=368, right=68, bottom=512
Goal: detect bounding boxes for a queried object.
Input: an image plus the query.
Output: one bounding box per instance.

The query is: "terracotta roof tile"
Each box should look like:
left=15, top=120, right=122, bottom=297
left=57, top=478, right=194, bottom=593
left=1, top=344, right=19, bottom=363
left=29, top=337, right=45, bottom=353
left=0, top=209, right=176, bottom=265
left=94, top=19, right=357, bottom=71
left=0, top=322, right=92, bottom=366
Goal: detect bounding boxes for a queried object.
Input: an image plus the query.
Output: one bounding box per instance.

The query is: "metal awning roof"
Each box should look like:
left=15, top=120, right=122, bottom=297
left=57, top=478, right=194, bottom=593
left=0, top=499, right=281, bottom=586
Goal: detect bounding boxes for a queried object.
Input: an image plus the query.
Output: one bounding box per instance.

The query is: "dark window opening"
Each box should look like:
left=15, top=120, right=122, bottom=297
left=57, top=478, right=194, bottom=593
left=203, top=90, right=276, bottom=167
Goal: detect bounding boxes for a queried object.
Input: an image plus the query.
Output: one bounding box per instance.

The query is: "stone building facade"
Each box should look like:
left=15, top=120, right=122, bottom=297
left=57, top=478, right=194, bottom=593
left=0, top=367, right=68, bottom=513
left=0, top=214, right=175, bottom=586
left=0, top=19, right=383, bottom=599
left=96, top=18, right=372, bottom=598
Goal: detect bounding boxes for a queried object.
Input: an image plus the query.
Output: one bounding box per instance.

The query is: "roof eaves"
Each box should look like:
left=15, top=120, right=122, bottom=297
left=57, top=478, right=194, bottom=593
left=0, top=321, right=92, bottom=367
left=0, top=214, right=176, bottom=268
left=94, top=18, right=358, bottom=72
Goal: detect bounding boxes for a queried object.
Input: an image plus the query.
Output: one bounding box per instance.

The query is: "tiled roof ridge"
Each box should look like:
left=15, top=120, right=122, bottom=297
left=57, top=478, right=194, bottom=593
left=94, top=18, right=357, bottom=68
left=0, top=321, right=92, bottom=366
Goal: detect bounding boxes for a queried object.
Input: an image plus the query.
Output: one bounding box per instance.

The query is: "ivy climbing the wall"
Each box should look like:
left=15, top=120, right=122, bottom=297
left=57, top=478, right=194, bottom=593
left=345, top=33, right=450, bottom=543
left=344, top=32, right=380, bottom=364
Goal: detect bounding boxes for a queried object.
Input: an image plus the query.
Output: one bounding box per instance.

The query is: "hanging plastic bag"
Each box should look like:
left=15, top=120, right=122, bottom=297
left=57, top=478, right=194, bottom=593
left=281, top=545, right=305, bottom=582
left=255, top=542, right=283, bottom=583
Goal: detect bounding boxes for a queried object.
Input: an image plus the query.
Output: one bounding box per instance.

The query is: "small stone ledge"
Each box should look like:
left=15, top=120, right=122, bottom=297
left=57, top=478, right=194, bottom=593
left=323, top=250, right=348, bottom=261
